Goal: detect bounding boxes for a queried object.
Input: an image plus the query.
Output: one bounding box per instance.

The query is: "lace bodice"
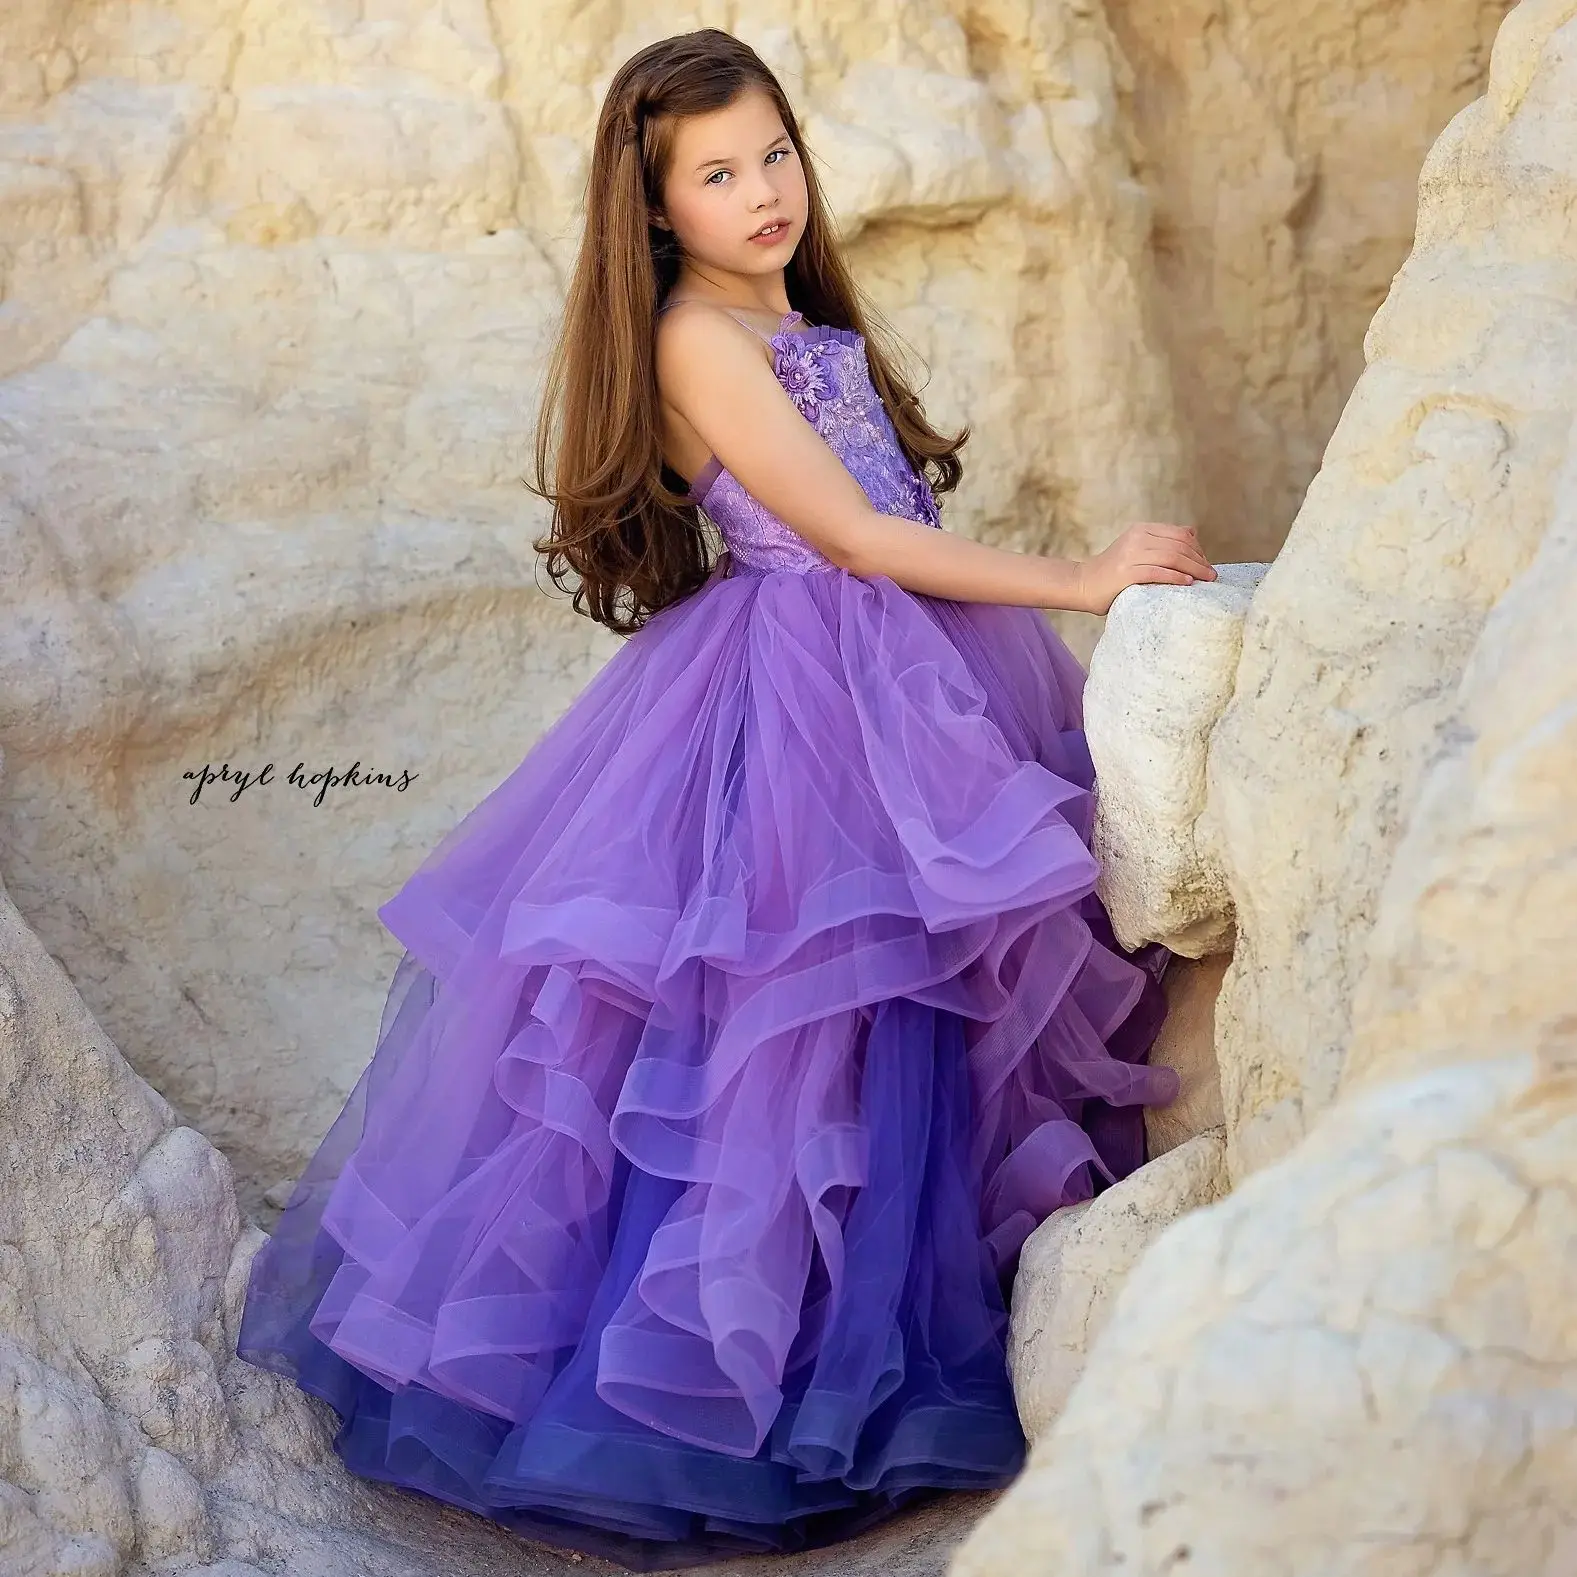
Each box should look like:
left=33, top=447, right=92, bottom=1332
left=682, top=310, right=943, bottom=574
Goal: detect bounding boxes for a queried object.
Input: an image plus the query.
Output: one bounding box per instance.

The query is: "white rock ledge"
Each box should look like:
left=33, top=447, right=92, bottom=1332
left=1007, top=1128, right=1229, bottom=1446
left=1085, top=563, right=1267, bottom=957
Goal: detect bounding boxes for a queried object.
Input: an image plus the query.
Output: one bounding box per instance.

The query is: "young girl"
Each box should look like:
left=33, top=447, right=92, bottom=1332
left=238, top=27, right=1212, bottom=1571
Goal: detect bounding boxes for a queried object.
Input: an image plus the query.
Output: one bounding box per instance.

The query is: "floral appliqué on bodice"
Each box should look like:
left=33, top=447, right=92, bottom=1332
left=685, top=310, right=943, bottom=575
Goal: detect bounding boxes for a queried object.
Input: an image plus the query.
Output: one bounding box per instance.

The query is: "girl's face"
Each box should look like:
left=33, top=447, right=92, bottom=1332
left=655, top=86, right=807, bottom=282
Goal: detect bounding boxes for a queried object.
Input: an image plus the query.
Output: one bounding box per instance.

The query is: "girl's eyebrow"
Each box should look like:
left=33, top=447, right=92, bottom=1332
left=695, top=133, right=790, bottom=173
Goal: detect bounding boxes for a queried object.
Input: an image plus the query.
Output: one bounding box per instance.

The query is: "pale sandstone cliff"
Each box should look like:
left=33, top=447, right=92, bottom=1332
left=3, top=1, right=1566, bottom=1574
left=960, top=2, right=1577, bottom=1570
left=1107, top=0, right=1512, bottom=561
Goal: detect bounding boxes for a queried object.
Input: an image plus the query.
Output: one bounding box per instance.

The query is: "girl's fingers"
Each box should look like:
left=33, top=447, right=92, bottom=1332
left=1122, top=520, right=1219, bottom=584
left=1131, top=559, right=1217, bottom=586
left=1135, top=554, right=1214, bottom=577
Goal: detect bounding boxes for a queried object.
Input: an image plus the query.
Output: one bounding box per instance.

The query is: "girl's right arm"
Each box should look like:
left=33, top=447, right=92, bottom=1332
left=655, top=305, right=1215, bottom=613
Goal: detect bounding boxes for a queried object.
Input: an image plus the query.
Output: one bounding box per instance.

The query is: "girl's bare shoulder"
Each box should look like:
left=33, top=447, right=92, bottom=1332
left=655, top=299, right=777, bottom=384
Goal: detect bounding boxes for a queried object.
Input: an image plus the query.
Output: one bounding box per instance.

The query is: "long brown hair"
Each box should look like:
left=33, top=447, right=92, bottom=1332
left=528, top=28, right=968, bottom=636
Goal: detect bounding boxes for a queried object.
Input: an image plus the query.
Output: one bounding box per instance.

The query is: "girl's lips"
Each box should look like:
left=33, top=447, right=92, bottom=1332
left=748, top=220, right=792, bottom=245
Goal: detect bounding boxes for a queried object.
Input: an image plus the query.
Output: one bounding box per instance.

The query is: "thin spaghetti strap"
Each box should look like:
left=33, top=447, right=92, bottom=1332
left=655, top=296, right=802, bottom=345
left=728, top=309, right=772, bottom=345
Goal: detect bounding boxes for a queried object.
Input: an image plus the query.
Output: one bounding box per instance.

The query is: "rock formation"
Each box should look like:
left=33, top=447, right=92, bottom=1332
left=959, top=2, right=1577, bottom=1570
left=1, top=1, right=1561, bottom=1573
left=1105, top=0, right=1513, bottom=561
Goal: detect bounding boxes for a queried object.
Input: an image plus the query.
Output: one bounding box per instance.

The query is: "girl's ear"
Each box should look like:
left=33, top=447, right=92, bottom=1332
left=649, top=206, right=671, bottom=232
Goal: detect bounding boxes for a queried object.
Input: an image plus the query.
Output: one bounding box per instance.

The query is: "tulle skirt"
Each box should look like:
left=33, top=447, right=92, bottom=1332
left=237, top=562, right=1178, bottom=1570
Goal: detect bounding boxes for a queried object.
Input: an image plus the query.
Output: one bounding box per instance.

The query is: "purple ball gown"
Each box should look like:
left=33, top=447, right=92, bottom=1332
left=236, top=307, right=1179, bottom=1570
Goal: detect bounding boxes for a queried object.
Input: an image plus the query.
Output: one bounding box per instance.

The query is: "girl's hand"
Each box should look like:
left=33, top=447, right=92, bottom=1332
left=1075, top=523, right=1217, bottom=616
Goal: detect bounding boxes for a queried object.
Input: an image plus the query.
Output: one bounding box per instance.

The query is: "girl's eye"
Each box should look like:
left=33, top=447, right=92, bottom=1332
left=706, top=149, right=789, bottom=185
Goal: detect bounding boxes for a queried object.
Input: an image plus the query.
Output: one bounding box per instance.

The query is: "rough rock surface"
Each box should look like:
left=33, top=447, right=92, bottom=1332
left=1106, top=0, right=1515, bottom=562
left=954, top=3, right=1577, bottom=1571
left=1141, top=953, right=1230, bottom=1160
left=1086, top=563, right=1265, bottom=957
left=0, top=0, right=1502, bottom=1212
left=959, top=1047, right=1577, bottom=1576
left=1203, top=0, right=1577, bottom=1182
left=1005, top=1129, right=1229, bottom=1445
left=1, top=2, right=1563, bottom=1574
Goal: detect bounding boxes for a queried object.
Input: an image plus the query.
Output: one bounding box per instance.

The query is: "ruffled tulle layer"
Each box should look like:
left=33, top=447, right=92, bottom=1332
left=237, top=564, right=1177, bottom=1570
